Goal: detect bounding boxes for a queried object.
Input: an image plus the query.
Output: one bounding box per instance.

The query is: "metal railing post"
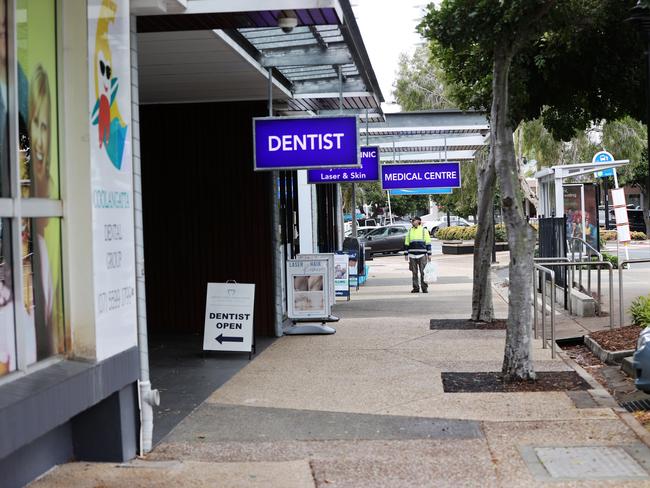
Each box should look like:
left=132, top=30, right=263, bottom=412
left=619, top=263, right=625, bottom=328
left=578, top=246, right=582, bottom=290
left=541, top=268, right=547, bottom=349
left=534, top=263, right=556, bottom=356
left=550, top=270, right=556, bottom=358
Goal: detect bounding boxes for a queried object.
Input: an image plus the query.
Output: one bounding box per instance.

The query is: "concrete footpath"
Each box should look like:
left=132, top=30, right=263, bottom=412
left=32, top=253, right=650, bottom=487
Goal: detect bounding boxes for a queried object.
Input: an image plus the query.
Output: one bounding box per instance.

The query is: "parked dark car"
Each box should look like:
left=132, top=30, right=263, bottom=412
left=360, top=224, right=410, bottom=256
left=603, top=208, right=647, bottom=233
left=627, top=210, right=647, bottom=233
left=633, top=327, right=650, bottom=393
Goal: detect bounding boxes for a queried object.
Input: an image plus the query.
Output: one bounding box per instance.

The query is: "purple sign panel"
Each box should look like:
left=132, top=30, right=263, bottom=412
left=381, top=162, right=461, bottom=190
left=307, top=146, right=379, bottom=183
left=254, top=115, right=360, bottom=170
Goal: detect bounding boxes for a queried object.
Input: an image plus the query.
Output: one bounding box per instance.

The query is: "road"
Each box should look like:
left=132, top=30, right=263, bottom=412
left=604, top=241, right=650, bottom=269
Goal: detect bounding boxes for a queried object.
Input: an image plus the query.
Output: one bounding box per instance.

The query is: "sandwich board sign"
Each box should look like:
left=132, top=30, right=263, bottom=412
left=286, top=258, right=331, bottom=320
left=334, top=252, right=350, bottom=299
left=203, top=282, right=254, bottom=352
left=295, top=253, right=335, bottom=306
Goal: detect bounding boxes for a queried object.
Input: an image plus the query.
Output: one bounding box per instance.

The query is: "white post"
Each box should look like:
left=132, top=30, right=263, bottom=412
left=297, top=170, right=314, bottom=254
left=554, top=172, right=565, bottom=217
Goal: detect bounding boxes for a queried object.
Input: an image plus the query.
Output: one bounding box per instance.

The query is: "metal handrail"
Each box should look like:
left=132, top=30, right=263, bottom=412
left=568, top=237, right=603, bottom=260
left=534, top=257, right=571, bottom=312
left=533, top=263, right=556, bottom=358
left=568, top=237, right=603, bottom=301
left=536, top=260, right=615, bottom=329
left=618, top=258, right=650, bottom=327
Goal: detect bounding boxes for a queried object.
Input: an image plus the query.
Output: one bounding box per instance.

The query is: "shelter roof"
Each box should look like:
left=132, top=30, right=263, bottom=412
left=133, top=0, right=382, bottom=113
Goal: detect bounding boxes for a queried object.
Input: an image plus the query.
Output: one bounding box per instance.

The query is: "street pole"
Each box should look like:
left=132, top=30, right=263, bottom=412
left=603, top=177, right=609, bottom=230
left=643, top=28, right=650, bottom=233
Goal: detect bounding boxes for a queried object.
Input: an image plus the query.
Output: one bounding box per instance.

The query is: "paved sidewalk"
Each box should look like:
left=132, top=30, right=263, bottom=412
left=33, top=253, right=650, bottom=487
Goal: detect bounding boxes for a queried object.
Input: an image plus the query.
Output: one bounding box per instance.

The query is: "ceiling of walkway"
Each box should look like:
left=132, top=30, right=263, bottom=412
left=135, top=0, right=381, bottom=112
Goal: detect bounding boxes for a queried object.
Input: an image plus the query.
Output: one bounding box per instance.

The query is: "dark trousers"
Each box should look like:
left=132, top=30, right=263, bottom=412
left=409, top=256, right=428, bottom=291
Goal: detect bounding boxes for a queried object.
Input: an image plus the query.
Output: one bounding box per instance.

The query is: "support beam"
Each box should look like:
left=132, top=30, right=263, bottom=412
left=293, top=77, right=366, bottom=95
left=261, top=48, right=353, bottom=67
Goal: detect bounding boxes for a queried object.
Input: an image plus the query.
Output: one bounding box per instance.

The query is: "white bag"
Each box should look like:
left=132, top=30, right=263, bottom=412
left=424, top=261, right=438, bottom=283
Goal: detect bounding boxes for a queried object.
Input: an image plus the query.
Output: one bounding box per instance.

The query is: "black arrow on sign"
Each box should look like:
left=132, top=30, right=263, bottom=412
left=216, top=334, right=244, bottom=345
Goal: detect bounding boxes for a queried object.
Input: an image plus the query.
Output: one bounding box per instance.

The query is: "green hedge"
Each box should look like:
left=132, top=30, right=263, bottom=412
left=600, top=230, right=647, bottom=241
left=435, top=224, right=506, bottom=242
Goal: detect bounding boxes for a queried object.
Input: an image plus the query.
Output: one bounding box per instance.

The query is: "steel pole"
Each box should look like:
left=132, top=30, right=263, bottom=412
left=269, top=67, right=284, bottom=336
left=646, top=31, right=650, bottom=227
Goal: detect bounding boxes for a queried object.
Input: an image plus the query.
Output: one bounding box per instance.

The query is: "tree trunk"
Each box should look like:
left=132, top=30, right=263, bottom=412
left=492, top=49, right=536, bottom=381
left=471, top=147, right=496, bottom=322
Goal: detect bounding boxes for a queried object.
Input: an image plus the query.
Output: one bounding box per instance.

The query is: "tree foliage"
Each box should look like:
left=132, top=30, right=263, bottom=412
left=435, top=157, right=480, bottom=218
left=420, top=0, right=646, bottom=140
left=392, top=45, right=455, bottom=111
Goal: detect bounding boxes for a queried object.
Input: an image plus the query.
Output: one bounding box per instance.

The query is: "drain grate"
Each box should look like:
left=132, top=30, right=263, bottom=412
left=621, top=399, right=650, bottom=412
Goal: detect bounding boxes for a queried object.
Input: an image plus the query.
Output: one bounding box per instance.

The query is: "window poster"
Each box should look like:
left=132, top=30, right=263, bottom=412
left=0, top=2, right=15, bottom=376
left=17, top=0, right=64, bottom=364
left=88, top=0, right=136, bottom=360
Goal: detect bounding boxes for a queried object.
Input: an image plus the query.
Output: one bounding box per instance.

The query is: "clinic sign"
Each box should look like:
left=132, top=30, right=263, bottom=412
left=381, top=162, right=461, bottom=190
left=254, top=115, right=360, bottom=170
left=307, top=146, right=379, bottom=183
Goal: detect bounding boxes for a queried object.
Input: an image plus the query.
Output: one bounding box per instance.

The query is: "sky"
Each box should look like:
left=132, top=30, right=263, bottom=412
left=351, top=0, right=430, bottom=113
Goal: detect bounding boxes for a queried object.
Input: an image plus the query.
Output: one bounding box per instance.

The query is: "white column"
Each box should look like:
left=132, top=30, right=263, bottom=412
left=297, top=170, right=314, bottom=254
left=59, top=0, right=96, bottom=359
left=554, top=173, right=565, bottom=217
left=311, top=184, right=319, bottom=252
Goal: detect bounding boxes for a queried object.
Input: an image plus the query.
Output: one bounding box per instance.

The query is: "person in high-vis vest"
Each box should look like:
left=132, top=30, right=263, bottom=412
left=404, top=216, right=432, bottom=293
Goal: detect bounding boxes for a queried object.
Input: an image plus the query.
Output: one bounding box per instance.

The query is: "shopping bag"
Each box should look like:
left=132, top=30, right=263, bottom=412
left=424, top=261, right=438, bottom=283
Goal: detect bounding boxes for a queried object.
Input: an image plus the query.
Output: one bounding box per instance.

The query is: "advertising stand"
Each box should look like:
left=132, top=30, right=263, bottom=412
left=202, top=282, right=255, bottom=359
left=295, top=253, right=336, bottom=308
left=285, top=257, right=336, bottom=335
left=334, top=252, right=350, bottom=300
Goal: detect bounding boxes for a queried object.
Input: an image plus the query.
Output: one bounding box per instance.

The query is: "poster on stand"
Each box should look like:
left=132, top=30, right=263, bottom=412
left=334, top=253, right=350, bottom=298
left=347, top=250, right=359, bottom=288
left=286, top=259, right=331, bottom=319
left=296, top=254, right=335, bottom=306
left=203, top=283, right=254, bottom=353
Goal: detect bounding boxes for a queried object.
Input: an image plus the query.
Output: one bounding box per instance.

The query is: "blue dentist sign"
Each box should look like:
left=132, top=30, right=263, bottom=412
left=253, top=115, right=360, bottom=170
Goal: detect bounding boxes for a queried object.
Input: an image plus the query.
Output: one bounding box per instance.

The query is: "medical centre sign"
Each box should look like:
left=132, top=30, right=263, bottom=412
left=381, top=162, right=461, bottom=190
left=254, top=115, right=360, bottom=170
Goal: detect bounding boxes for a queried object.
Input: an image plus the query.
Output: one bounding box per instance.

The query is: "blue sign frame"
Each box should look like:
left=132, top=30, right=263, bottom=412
left=381, top=162, right=461, bottom=190
left=389, top=188, right=453, bottom=195
left=253, top=115, right=360, bottom=171
left=307, top=146, right=379, bottom=183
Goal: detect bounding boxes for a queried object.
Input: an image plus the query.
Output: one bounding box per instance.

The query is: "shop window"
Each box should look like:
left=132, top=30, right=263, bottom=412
left=0, top=0, right=64, bottom=380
